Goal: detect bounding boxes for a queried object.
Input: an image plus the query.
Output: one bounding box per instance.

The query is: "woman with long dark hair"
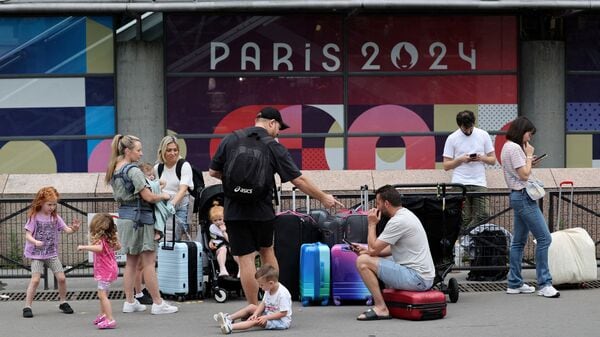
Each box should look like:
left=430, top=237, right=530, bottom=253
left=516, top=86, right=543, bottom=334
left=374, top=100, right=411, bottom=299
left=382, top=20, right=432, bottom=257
left=500, top=117, right=559, bottom=298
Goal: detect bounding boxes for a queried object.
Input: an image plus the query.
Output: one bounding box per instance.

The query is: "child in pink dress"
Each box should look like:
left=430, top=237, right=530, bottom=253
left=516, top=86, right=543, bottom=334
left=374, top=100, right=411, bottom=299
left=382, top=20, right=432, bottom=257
left=78, top=213, right=122, bottom=329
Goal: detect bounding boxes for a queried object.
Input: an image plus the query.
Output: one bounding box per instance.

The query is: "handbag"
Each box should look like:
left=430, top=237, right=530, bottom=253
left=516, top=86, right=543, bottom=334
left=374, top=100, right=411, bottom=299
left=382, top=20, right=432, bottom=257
left=525, top=178, right=545, bottom=200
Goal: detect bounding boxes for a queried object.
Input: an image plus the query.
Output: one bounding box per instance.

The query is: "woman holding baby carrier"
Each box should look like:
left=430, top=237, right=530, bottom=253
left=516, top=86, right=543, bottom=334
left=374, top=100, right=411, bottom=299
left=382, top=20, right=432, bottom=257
left=105, top=134, right=179, bottom=314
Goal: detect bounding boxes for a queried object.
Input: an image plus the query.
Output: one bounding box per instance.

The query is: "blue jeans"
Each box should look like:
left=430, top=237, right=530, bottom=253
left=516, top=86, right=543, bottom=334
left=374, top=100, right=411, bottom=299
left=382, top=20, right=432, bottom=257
left=174, top=196, right=190, bottom=241
left=508, top=190, right=553, bottom=288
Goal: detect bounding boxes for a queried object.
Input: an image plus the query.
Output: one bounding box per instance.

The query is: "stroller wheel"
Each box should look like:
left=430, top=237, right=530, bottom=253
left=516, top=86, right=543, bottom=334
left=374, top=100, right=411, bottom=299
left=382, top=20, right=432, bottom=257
left=214, top=288, right=228, bottom=303
left=448, top=278, right=459, bottom=303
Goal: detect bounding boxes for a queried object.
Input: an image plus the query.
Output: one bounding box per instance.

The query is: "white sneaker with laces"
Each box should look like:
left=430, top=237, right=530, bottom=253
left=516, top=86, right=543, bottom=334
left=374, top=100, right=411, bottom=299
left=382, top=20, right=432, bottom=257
left=213, top=312, right=230, bottom=323
left=216, top=312, right=232, bottom=335
left=122, top=299, right=147, bottom=313
left=537, top=285, right=560, bottom=298
left=506, top=283, right=535, bottom=294
left=151, top=300, right=179, bottom=314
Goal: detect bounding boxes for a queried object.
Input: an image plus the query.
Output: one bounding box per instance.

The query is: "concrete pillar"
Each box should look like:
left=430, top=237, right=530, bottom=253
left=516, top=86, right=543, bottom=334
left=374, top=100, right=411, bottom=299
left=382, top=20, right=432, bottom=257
left=520, top=41, right=565, bottom=168
left=116, top=40, right=164, bottom=163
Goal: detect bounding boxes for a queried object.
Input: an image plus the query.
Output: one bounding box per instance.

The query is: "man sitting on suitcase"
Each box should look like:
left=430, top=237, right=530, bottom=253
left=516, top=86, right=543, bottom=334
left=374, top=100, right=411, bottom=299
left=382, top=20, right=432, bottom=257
left=353, top=185, right=436, bottom=321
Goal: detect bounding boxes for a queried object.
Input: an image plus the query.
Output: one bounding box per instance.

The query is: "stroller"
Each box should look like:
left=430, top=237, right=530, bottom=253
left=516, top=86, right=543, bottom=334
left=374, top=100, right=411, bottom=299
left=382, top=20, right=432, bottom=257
left=392, top=183, right=466, bottom=303
left=195, top=184, right=242, bottom=303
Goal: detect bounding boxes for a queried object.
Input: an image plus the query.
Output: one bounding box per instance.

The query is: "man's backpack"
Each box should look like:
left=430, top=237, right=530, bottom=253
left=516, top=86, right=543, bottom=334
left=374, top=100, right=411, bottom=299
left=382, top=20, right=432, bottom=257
left=158, top=159, right=205, bottom=213
left=222, top=129, right=275, bottom=204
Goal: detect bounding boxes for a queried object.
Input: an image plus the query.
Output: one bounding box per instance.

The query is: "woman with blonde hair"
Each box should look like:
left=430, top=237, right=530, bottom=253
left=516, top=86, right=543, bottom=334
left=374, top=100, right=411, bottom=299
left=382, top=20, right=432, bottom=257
left=154, top=135, right=194, bottom=241
left=105, top=134, right=178, bottom=314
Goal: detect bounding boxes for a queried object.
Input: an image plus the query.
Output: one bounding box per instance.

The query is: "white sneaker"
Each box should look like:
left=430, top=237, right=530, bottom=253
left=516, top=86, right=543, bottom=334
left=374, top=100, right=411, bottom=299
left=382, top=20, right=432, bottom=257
left=506, top=283, right=535, bottom=294
left=537, top=285, right=560, bottom=298
left=151, top=300, right=179, bottom=314
left=216, top=312, right=232, bottom=334
left=122, top=299, right=147, bottom=313
left=213, top=312, right=230, bottom=323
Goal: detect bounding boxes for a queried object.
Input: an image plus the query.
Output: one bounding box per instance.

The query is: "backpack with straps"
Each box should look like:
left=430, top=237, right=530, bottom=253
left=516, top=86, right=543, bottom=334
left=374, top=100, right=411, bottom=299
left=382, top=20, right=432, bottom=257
left=111, top=163, right=137, bottom=194
left=222, top=129, right=275, bottom=204
left=158, top=159, right=205, bottom=213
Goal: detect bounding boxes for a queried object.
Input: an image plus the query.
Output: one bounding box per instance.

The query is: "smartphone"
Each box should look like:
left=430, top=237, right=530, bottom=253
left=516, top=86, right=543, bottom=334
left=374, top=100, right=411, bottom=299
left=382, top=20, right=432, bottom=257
left=533, top=153, right=548, bottom=163
left=342, top=238, right=359, bottom=252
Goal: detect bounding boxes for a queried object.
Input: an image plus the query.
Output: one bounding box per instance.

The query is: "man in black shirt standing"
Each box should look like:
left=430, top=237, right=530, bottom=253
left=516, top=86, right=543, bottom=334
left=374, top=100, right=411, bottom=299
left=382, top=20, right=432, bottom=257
left=209, top=106, right=343, bottom=305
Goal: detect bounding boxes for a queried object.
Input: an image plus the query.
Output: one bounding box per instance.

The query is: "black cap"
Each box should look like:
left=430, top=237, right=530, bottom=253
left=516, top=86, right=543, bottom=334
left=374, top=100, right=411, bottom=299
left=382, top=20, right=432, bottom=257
left=257, top=107, right=290, bottom=130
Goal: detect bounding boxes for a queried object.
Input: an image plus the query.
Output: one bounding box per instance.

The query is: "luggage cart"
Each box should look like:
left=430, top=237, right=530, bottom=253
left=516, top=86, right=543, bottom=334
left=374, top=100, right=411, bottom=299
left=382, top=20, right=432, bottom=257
left=391, top=183, right=466, bottom=303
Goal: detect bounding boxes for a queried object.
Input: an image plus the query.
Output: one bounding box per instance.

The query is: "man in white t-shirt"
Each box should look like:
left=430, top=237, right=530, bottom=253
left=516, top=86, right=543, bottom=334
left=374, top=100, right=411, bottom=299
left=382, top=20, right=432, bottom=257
left=353, top=185, right=435, bottom=321
left=443, top=110, right=496, bottom=229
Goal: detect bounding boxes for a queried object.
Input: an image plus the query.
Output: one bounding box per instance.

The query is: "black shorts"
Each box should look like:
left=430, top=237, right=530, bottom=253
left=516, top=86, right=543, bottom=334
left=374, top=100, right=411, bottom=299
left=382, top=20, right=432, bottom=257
left=226, top=219, right=275, bottom=256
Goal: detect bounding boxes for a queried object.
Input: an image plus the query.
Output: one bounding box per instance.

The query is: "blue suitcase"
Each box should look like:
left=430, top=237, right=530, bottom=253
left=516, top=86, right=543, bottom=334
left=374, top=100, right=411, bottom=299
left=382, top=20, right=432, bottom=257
left=158, top=240, right=203, bottom=301
left=299, top=242, right=330, bottom=306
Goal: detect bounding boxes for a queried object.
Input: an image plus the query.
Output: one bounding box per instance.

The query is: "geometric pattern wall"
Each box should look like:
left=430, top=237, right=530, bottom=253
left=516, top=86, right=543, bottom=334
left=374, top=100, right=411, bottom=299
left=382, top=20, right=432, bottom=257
left=565, top=15, right=600, bottom=168
left=0, top=16, right=114, bottom=173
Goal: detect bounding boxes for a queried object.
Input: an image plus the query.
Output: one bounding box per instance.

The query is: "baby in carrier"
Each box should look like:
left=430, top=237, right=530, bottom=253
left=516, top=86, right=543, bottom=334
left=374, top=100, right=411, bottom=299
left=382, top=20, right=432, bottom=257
left=139, top=162, right=175, bottom=242
left=208, top=201, right=240, bottom=278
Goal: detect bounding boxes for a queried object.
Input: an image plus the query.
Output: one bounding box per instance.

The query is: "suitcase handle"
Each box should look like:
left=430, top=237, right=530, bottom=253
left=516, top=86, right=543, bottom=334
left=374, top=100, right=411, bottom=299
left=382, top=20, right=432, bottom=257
left=161, top=214, right=177, bottom=250
left=557, top=180, right=574, bottom=231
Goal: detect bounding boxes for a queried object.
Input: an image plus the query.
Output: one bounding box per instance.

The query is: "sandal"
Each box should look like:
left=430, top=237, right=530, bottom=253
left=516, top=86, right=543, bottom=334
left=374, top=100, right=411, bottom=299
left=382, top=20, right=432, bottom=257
left=356, top=308, right=392, bottom=321
left=22, top=307, right=33, bottom=318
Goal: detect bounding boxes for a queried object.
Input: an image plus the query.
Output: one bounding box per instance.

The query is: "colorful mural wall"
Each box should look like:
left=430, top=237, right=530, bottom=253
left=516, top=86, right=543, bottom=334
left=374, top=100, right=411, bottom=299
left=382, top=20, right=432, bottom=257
left=0, top=16, right=115, bottom=173
left=165, top=14, right=518, bottom=170
left=565, top=15, right=600, bottom=168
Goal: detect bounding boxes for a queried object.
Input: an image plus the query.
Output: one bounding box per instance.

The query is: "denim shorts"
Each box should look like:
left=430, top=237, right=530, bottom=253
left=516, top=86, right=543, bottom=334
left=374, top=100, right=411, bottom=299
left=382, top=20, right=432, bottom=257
left=265, top=318, right=290, bottom=330
left=377, top=258, right=432, bottom=291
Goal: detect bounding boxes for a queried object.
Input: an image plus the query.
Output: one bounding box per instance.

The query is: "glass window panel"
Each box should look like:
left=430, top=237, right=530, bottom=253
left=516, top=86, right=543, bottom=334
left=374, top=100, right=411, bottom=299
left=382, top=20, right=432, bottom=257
left=0, top=138, right=103, bottom=173
left=179, top=135, right=344, bottom=172
left=0, top=17, right=89, bottom=75
left=348, top=75, right=517, bottom=105
left=566, top=15, right=600, bottom=71
left=166, top=76, right=343, bottom=135
left=347, top=16, right=516, bottom=72
left=0, top=16, right=115, bottom=173
left=166, top=14, right=343, bottom=73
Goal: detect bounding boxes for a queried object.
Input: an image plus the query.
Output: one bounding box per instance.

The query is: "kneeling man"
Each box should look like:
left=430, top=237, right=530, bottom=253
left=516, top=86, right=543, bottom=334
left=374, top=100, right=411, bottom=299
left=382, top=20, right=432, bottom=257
left=353, top=185, right=436, bottom=321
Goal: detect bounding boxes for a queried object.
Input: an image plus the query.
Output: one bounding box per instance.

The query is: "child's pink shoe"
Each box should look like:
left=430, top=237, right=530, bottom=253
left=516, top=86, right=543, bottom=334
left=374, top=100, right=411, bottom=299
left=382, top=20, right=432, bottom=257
left=93, top=314, right=106, bottom=325
left=97, top=319, right=117, bottom=329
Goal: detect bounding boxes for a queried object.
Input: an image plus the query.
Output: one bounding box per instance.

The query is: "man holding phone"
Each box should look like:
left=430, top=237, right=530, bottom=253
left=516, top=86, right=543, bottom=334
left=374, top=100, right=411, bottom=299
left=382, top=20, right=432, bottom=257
left=443, top=110, right=496, bottom=229
left=354, top=185, right=435, bottom=321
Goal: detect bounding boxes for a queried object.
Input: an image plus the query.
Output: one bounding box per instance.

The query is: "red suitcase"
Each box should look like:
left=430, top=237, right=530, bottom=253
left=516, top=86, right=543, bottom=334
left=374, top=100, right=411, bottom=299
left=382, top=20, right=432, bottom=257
left=383, top=289, right=447, bottom=321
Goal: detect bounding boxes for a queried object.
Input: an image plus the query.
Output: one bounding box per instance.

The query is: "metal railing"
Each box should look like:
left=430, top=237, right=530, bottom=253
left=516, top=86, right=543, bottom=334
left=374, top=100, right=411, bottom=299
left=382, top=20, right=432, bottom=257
left=1, top=187, right=598, bottom=289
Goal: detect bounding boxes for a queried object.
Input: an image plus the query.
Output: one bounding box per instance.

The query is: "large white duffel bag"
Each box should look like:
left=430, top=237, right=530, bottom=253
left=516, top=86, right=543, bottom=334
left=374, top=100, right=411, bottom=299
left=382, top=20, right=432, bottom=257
left=548, top=227, right=597, bottom=285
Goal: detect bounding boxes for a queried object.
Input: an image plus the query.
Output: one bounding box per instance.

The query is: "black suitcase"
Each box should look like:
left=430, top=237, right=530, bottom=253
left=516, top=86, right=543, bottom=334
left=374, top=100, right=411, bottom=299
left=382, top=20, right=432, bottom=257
left=274, top=190, right=321, bottom=300
left=322, top=185, right=369, bottom=247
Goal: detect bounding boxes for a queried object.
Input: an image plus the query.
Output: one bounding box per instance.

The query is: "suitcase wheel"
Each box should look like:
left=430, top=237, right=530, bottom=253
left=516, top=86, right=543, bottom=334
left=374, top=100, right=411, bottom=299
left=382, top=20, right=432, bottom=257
left=333, top=296, right=341, bottom=306
left=301, top=297, right=310, bottom=307
left=320, top=297, right=329, bottom=306
left=214, top=287, right=227, bottom=303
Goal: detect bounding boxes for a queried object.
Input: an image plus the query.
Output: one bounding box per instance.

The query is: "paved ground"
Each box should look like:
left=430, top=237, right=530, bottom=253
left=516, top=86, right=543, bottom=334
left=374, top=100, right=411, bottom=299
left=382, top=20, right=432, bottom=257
left=1, top=270, right=599, bottom=337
